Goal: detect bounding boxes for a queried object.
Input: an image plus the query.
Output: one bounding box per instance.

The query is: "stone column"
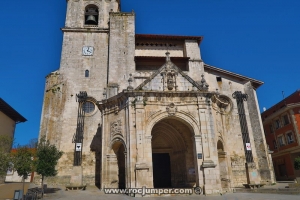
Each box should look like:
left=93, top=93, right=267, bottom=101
left=127, top=97, right=137, bottom=188
left=134, top=95, right=153, bottom=188
left=106, top=154, right=118, bottom=188
left=197, top=95, right=221, bottom=194
left=194, top=135, right=204, bottom=187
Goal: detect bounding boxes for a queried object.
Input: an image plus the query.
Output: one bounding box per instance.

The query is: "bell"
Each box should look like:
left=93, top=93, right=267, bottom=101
left=86, top=15, right=97, bottom=25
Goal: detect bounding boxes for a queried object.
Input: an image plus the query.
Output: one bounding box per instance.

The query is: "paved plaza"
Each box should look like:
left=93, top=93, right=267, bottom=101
left=1, top=182, right=300, bottom=200
left=42, top=188, right=300, bottom=200
left=40, top=183, right=299, bottom=200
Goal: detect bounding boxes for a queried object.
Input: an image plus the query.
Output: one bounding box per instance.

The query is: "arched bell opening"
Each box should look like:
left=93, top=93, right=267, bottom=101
left=151, top=117, right=196, bottom=188
left=85, top=5, right=99, bottom=25
left=111, top=140, right=126, bottom=189
left=217, top=140, right=230, bottom=191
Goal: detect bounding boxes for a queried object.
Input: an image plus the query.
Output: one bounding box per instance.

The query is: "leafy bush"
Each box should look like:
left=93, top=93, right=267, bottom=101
left=295, top=157, right=300, bottom=170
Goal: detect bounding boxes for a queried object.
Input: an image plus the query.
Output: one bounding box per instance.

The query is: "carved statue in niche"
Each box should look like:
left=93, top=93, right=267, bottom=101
left=166, top=70, right=176, bottom=90
left=110, top=120, right=122, bottom=137
left=161, top=52, right=178, bottom=91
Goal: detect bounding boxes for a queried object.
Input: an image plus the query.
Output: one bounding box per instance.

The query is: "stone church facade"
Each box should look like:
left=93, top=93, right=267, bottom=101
left=39, top=0, right=275, bottom=195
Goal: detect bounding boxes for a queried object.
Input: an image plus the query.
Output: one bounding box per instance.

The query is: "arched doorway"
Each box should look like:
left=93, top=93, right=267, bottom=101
left=151, top=118, right=196, bottom=188
left=217, top=140, right=229, bottom=191
left=112, top=141, right=126, bottom=189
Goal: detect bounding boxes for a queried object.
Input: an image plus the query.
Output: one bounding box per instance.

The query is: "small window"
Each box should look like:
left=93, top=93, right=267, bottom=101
left=85, top=5, right=99, bottom=25
left=286, top=132, right=294, bottom=144
left=216, top=77, right=222, bottom=82
left=274, top=119, right=281, bottom=130
left=85, top=70, right=89, bottom=77
left=282, top=115, right=290, bottom=126
left=278, top=136, right=285, bottom=147
left=269, top=124, right=274, bottom=133
left=273, top=140, right=277, bottom=149
left=82, top=102, right=95, bottom=113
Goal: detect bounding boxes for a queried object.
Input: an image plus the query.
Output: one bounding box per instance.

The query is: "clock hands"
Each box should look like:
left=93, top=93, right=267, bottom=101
left=83, top=46, right=93, bottom=55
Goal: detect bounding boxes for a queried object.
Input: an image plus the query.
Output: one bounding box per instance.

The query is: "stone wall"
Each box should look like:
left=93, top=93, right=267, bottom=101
left=108, top=12, right=135, bottom=92
left=244, top=81, right=273, bottom=184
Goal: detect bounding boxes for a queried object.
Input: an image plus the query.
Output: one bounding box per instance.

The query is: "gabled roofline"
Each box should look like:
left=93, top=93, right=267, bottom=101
left=204, top=64, right=264, bottom=89
left=0, top=98, right=27, bottom=123
left=135, top=55, right=208, bottom=91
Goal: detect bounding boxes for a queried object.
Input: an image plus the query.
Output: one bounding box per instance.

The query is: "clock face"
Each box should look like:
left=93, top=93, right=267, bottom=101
left=82, top=46, right=94, bottom=56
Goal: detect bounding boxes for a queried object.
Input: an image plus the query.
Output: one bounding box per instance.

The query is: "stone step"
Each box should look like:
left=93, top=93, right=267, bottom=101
left=234, top=188, right=300, bottom=195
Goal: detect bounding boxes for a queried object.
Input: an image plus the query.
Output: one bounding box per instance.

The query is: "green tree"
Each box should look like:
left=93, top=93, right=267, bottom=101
left=0, top=135, right=13, bottom=182
left=27, top=138, right=38, bottom=148
left=35, top=136, right=63, bottom=195
left=12, top=145, right=35, bottom=196
left=295, top=156, right=300, bottom=170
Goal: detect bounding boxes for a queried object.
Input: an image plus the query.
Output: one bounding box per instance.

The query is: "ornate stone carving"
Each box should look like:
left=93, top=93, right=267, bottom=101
left=199, top=74, right=209, bottom=91
left=211, top=94, right=233, bottom=115
left=110, top=120, right=122, bottom=137
left=161, top=52, right=178, bottom=91
left=166, top=103, right=177, bottom=116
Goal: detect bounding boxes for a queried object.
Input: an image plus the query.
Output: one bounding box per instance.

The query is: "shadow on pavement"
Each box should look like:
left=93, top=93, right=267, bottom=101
left=44, top=187, right=62, bottom=194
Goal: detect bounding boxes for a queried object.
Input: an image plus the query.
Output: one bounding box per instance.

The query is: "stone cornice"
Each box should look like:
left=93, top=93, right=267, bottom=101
left=97, top=90, right=215, bottom=112
left=61, top=27, right=109, bottom=33
left=109, top=12, right=135, bottom=16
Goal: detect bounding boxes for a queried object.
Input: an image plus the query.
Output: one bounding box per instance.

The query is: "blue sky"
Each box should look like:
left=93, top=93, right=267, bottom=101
left=0, top=0, right=299, bottom=146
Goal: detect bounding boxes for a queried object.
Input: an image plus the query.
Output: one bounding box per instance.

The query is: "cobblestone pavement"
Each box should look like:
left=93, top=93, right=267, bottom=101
left=40, top=185, right=300, bottom=200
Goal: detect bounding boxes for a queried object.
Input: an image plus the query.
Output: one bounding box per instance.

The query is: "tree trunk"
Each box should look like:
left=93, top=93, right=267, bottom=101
left=22, top=177, right=25, bottom=199
left=41, top=175, right=44, bottom=198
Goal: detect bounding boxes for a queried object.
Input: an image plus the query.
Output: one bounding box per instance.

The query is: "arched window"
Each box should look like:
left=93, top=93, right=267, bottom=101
left=217, top=140, right=224, bottom=152
left=85, top=5, right=99, bottom=25
left=82, top=101, right=95, bottom=113
left=85, top=70, right=89, bottom=77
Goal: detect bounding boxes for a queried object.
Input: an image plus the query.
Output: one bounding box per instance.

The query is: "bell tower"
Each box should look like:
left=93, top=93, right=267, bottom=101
left=47, top=0, right=123, bottom=186
left=65, top=0, right=121, bottom=28
left=39, top=0, right=135, bottom=187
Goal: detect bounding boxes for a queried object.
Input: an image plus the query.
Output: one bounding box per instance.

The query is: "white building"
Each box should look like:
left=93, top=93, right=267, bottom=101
left=38, top=0, right=274, bottom=195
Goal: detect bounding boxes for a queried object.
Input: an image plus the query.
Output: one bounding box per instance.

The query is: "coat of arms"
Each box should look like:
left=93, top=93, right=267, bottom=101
left=166, top=103, right=177, bottom=116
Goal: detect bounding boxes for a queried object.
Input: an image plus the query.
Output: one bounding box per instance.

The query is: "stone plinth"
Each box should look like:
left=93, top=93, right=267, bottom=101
left=69, top=166, right=83, bottom=186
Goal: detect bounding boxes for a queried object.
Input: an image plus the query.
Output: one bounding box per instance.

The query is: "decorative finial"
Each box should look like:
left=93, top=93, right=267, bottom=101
left=127, top=74, right=133, bottom=90
left=166, top=52, right=171, bottom=62
left=200, top=74, right=209, bottom=91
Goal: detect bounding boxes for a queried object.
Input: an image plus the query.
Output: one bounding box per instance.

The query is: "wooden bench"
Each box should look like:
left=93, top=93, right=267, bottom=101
left=65, top=185, right=87, bottom=191
left=243, top=184, right=265, bottom=189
